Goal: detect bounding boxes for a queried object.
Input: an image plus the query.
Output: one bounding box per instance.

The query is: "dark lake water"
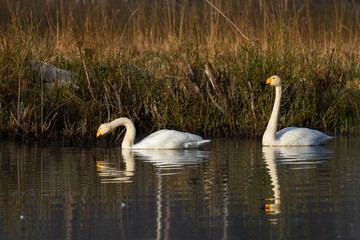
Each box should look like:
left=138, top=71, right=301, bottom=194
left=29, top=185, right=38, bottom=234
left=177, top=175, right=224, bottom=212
left=1, top=137, right=360, bottom=239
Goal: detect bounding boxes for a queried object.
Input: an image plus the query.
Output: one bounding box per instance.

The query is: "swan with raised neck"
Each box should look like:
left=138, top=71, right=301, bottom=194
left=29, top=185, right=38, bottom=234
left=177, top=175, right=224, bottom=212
left=262, top=75, right=333, bottom=146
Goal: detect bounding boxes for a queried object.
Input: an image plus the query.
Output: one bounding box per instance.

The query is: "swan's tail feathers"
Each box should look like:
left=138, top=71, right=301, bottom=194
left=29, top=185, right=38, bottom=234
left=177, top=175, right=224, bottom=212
left=184, top=140, right=211, bottom=149
left=319, top=135, right=334, bottom=145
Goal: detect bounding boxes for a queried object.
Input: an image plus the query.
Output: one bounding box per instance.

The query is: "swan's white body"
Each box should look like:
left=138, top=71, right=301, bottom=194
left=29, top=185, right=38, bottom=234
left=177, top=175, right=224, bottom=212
left=96, top=117, right=211, bottom=149
left=262, top=75, right=333, bottom=146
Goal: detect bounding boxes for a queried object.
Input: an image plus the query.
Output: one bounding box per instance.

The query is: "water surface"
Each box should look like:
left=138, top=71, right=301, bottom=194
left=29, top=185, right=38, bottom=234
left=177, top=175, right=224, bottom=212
left=0, top=137, right=360, bottom=239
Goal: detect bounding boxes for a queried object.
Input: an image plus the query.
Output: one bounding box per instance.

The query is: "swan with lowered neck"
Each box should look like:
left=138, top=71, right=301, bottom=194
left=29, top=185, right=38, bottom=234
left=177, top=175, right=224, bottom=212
left=262, top=75, right=333, bottom=146
left=96, top=117, right=211, bottom=149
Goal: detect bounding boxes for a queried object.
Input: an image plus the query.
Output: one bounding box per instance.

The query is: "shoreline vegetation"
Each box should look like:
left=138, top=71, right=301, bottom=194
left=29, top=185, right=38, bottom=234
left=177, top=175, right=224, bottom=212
left=1, top=0, right=360, bottom=144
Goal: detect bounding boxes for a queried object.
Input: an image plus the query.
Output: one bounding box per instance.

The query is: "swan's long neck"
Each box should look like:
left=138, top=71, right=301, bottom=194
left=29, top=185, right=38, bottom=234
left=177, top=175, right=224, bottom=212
left=109, top=118, right=136, bottom=149
left=263, top=86, right=282, bottom=144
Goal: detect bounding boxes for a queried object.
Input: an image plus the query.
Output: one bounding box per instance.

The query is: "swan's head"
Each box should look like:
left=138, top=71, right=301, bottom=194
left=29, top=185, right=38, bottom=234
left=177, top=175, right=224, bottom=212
left=96, top=123, right=111, bottom=137
left=266, top=75, right=282, bottom=87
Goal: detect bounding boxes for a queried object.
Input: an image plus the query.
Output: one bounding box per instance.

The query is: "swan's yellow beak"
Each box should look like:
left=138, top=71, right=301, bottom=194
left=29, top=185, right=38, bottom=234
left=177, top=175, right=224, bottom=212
left=96, top=129, right=102, bottom=137
left=266, top=77, right=273, bottom=85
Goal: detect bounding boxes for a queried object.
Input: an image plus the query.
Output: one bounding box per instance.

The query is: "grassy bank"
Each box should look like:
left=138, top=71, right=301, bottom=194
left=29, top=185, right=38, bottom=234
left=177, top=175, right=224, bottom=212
left=1, top=0, right=360, bottom=143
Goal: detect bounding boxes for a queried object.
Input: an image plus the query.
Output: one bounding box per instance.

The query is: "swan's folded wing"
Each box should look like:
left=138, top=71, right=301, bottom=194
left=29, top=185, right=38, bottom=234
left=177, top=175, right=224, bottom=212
left=276, top=127, right=333, bottom=146
left=134, top=129, right=211, bottom=149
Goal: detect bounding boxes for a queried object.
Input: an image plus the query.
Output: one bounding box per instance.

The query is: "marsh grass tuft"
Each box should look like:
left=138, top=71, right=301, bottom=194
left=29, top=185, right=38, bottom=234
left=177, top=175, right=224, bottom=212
left=1, top=0, right=360, bottom=144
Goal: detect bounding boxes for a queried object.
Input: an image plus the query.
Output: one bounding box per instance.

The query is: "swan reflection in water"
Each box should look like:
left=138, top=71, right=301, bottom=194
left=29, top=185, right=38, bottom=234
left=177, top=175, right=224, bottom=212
left=134, top=149, right=210, bottom=240
left=96, top=149, right=209, bottom=180
left=96, top=150, right=136, bottom=183
left=262, top=146, right=332, bottom=220
left=133, top=149, right=209, bottom=172
left=97, top=148, right=210, bottom=239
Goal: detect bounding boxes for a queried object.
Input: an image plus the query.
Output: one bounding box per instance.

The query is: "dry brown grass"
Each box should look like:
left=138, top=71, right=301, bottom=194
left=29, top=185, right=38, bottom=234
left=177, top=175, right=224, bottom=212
left=0, top=0, right=360, bottom=142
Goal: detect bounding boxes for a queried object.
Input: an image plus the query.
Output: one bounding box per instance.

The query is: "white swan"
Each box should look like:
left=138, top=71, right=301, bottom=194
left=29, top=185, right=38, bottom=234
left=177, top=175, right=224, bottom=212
left=262, top=75, right=333, bottom=146
left=96, top=117, right=211, bottom=149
